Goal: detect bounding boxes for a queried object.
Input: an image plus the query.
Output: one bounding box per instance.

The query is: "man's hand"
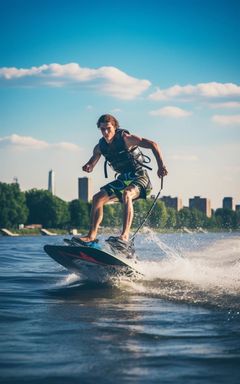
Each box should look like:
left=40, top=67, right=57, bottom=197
left=82, top=144, right=101, bottom=173
left=157, top=164, right=168, bottom=178
left=82, top=163, right=94, bottom=173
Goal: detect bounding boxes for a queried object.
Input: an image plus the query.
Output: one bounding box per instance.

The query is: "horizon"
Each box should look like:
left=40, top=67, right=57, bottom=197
left=0, top=0, right=239, bottom=210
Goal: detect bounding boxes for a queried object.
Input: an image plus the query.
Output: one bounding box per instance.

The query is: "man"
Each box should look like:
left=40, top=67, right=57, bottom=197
left=75, top=114, right=167, bottom=250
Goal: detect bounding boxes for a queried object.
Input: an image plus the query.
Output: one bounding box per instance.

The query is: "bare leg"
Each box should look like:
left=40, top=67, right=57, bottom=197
left=80, top=190, right=112, bottom=241
left=120, top=186, right=140, bottom=241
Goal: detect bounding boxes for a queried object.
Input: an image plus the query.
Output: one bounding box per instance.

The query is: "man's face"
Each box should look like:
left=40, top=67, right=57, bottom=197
left=99, top=122, right=116, bottom=143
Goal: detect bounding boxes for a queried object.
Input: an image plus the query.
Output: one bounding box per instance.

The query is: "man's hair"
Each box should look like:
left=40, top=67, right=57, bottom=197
left=97, top=114, right=119, bottom=129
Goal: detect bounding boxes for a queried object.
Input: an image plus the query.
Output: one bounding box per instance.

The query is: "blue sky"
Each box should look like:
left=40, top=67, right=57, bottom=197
left=0, top=0, right=239, bottom=208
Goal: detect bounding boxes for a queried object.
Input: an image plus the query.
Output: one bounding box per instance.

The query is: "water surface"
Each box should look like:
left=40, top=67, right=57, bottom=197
left=0, top=232, right=240, bottom=383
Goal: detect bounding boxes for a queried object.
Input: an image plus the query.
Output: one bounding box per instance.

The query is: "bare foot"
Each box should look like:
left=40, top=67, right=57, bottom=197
left=119, top=235, right=129, bottom=242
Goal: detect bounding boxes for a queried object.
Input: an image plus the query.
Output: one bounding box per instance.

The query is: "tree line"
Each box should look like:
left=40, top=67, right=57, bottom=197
left=0, top=182, right=239, bottom=230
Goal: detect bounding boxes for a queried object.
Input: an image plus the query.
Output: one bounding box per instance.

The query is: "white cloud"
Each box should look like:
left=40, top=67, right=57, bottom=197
left=0, top=134, right=49, bottom=149
left=0, top=134, right=80, bottom=151
left=51, top=142, right=80, bottom=151
left=149, top=82, right=240, bottom=101
left=149, top=106, right=192, bottom=118
left=0, top=65, right=49, bottom=80
left=212, top=115, right=240, bottom=125
left=0, top=63, right=151, bottom=100
left=149, top=85, right=195, bottom=101
left=209, top=101, right=240, bottom=109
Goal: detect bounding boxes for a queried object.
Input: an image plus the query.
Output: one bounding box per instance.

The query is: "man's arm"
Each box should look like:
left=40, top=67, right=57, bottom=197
left=123, top=133, right=168, bottom=178
left=82, top=144, right=101, bottom=173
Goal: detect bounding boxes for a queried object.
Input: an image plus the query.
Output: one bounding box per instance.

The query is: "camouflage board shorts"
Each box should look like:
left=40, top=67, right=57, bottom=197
left=101, top=169, right=152, bottom=202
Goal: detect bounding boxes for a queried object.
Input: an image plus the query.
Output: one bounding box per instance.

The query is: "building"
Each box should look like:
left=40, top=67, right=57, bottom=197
left=189, top=196, right=211, bottom=217
left=223, top=197, right=234, bottom=210
left=161, top=196, right=183, bottom=211
left=235, top=205, right=240, bottom=212
left=78, top=177, right=92, bottom=202
left=48, top=170, right=55, bottom=195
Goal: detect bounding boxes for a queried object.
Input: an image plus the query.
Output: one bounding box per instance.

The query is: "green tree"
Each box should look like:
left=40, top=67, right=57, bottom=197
left=176, top=207, right=192, bottom=228
left=148, top=200, right=167, bottom=228
left=69, top=199, right=90, bottom=228
left=215, top=208, right=236, bottom=229
left=25, top=189, right=70, bottom=228
left=205, top=214, right=218, bottom=229
left=113, top=202, right=123, bottom=226
left=234, top=210, right=240, bottom=230
left=189, top=208, right=205, bottom=229
left=102, top=202, right=122, bottom=227
left=0, top=182, right=28, bottom=228
left=132, top=199, right=148, bottom=228
left=165, top=207, right=177, bottom=229
left=102, top=204, right=115, bottom=227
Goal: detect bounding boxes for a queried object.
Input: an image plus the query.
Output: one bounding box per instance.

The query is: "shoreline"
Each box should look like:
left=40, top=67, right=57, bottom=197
left=0, top=227, right=239, bottom=237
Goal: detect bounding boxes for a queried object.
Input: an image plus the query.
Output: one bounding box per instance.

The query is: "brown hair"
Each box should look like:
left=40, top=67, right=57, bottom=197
left=97, top=114, right=119, bottom=129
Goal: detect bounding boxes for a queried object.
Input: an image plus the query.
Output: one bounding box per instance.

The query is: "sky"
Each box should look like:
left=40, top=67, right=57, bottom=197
left=0, top=0, right=239, bottom=209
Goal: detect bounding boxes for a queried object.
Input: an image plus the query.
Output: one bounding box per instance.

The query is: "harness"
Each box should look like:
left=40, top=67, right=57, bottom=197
left=98, top=129, right=152, bottom=178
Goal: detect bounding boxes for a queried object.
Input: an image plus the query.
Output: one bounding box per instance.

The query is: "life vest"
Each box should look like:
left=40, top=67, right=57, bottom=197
left=98, top=129, right=152, bottom=177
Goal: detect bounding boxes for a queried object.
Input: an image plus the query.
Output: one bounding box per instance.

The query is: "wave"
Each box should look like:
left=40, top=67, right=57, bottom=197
left=53, top=230, right=240, bottom=310
left=126, top=232, right=240, bottom=310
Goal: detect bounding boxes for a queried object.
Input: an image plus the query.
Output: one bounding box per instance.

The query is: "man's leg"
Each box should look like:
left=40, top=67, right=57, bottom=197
left=120, top=186, right=140, bottom=242
left=80, top=190, right=112, bottom=242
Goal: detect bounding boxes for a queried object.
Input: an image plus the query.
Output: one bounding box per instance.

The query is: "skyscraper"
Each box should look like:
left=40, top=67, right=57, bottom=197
left=48, top=170, right=55, bottom=195
left=78, top=177, right=92, bottom=202
left=223, top=197, right=233, bottom=210
left=189, top=196, right=211, bottom=217
left=161, top=196, right=183, bottom=211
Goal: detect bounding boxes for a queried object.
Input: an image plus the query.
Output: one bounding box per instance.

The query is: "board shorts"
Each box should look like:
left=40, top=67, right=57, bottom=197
left=101, top=169, right=152, bottom=202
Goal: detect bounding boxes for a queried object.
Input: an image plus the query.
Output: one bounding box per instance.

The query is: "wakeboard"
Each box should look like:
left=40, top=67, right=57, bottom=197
left=44, top=243, right=143, bottom=282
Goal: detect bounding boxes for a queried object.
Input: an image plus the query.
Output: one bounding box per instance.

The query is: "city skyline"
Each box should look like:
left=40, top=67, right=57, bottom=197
left=12, top=170, right=239, bottom=212
left=0, top=0, right=239, bottom=209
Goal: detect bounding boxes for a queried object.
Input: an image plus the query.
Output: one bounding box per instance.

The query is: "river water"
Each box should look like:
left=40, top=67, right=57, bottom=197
left=0, top=232, right=240, bottom=383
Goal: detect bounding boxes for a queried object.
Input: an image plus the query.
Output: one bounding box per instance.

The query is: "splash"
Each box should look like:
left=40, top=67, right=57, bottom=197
left=135, top=229, right=240, bottom=289
left=53, top=230, right=240, bottom=309
left=127, top=231, right=240, bottom=309
left=136, top=227, right=182, bottom=259
left=56, top=273, right=82, bottom=287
